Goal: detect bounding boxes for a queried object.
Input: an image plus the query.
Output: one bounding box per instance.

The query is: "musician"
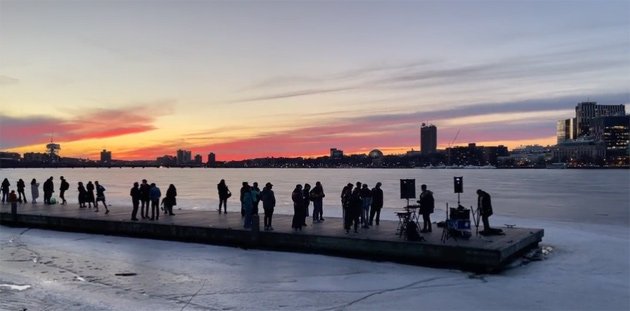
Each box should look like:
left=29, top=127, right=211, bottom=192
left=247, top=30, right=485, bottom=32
left=476, top=189, right=493, bottom=232
left=417, top=184, right=434, bottom=233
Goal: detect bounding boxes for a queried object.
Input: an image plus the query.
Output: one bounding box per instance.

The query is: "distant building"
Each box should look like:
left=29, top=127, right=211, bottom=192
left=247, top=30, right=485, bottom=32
left=157, top=155, right=177, bottom=166
left=176, top=149, right=192, bottom=165
left=447, top=143, right=508, bottom=166
left=368, top=149, right=384, bottom=167
left=100, top=149, right=112, bottom=163
left=23, top=152, right=48, bottom=163
left=499, top=145, right=551, bottom=167
left=591, top=115, right=630, bottom=165
left=420, top=123, right=437, bottom=154
left=330, top=148, right=344, bottom=159
left=207, top=152, right=216, bottom=166
left=46, top=139, right=61, bottom=163
left=0, top=152, right=20, bottom=161
left=575, top=102, right=625, bottom=137
left=194, top=154, right=202, bottom=164
left=556, top=118, right=577, bottom=144
left=553, top=139, right=605, bottom=163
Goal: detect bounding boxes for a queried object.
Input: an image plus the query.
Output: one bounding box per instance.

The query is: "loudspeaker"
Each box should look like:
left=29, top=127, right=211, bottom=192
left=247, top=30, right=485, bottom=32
left=453, top=176, right=463, bottom=193
left=400, top=179, right=416, bottom=199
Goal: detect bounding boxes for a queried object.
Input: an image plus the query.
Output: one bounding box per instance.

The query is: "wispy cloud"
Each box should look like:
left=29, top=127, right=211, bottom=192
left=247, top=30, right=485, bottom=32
left=0, top=75, right=19, bottom=85
left=231, top=86, right=355, bottom=103
left=0, top=103, right=173, bottom=149
left=230, top=43, right=629, bottom=103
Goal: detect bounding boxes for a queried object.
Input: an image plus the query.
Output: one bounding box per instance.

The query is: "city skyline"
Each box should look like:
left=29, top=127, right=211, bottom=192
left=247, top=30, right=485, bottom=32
left=1, top=1, right=629, bottom=161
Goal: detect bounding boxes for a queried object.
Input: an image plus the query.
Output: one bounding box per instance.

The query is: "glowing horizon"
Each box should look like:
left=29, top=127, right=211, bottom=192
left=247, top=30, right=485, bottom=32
left=1, top=1, right=628, bottom=161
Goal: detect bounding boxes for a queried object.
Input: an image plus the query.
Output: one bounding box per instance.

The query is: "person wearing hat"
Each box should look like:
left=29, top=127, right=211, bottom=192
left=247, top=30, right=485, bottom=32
left=261, top=182, right=276, bottom=231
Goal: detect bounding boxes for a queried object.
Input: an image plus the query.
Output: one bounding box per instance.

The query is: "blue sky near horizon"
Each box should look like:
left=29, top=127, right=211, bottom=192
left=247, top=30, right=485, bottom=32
left=0, top=0, right=628, bottom=160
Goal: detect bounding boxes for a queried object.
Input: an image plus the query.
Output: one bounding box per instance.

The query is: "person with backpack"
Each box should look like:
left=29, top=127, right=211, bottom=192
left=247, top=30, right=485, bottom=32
left=418, top=184, right=435, bottom=233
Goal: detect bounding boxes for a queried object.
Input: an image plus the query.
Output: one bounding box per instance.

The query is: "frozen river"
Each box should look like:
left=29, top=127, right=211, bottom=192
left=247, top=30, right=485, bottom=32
left=0, top=168, right=628, bottom=310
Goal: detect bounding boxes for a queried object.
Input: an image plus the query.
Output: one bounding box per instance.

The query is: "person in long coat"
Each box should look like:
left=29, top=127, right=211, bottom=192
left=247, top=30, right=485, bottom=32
left=163, top=184, right=177, bottom=216
left=86, top=181, right=95, bottom=208
left=261, top=182, right=276, bottom=231
left=291, top=184, right=305, bottom=231
left=302, top=183, right=311, bottom=226
left=30, top=179, right=40, bottom=204
left=369, top=182, right=383, bottom=226
left=477, top=189, right=494, bottom=232
left=77, top=182, right=87, bottom=208
left=241, top=184, right=254, bottom=229
left=1, top=178, right=10, bottom=203
left=418, top=184, right=435, bottom=233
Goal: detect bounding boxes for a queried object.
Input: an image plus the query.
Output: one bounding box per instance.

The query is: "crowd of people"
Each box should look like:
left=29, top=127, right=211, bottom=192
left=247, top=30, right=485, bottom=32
left=129, top=180, right=177, bottom=221
left=1, top=176, right=496, bottom=234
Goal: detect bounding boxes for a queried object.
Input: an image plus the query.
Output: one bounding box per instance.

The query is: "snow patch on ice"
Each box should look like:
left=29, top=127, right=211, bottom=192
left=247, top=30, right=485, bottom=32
left=0, top=284, right=31, bottom=291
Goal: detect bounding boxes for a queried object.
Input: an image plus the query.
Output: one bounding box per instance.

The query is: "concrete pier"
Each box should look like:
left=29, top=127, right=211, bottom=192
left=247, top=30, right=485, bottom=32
left=0, top=203, right=543, bottom=272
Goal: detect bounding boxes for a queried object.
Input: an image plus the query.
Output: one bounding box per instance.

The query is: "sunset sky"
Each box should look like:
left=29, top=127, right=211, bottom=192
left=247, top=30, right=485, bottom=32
left=1, top=1, right=628, bottom=161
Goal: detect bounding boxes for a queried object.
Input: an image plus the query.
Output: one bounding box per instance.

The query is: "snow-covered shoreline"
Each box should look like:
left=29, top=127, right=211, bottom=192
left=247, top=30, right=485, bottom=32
left=1, top=215, right=628, bottom=310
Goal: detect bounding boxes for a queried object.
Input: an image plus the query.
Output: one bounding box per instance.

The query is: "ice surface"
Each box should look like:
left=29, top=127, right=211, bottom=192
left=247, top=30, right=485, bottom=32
left=0, top=215, right=628, bottom=310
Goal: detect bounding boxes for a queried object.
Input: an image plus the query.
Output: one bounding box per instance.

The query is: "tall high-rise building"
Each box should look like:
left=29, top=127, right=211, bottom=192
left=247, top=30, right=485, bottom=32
left=556, top=118, right=576, bottom=144
left=100, top=149, right=112, bottom=163
left=420, top=123, right=437, bottom=154
left=207, top=152, right=216, bottom=166
left=176, top=149, right=192, bottom=165
left=575, top=102, right=625, bottom=137
left=591, top=115, right=630, bottom=164
left=194, top=154, right=202, bottom=164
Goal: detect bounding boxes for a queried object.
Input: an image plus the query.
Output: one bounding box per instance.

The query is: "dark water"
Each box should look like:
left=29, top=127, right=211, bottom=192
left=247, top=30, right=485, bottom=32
left=1, top=168, right=628, bottom=225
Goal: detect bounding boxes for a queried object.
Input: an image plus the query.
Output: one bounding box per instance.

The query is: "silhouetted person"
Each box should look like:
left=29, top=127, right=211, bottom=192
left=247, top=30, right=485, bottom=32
left=477, top=189, right=493, bottom=233
left=418, top=184, right=435, bottom=233
left=16, top=179, right=26, bottom=203
left=130, top=182, right=140, bottom=221
left=241, top=183, right=254, bottom=229
left=369, top=182, right=383, bottom=226
left=240, top=182, right=249, bottom=218
left=140, top=179, right=150, bottom=218
left=86, top=181, right=95, bottom=208
left=1, top=178, right=10, bottom=203
left=94, top=181, right=109, bottom=214
left=149, top=183, right=161, bottom=220
left=59, top=176, right=69, bottom=205
left=291, top=184, right=305, bottom=231
left=43, top=177, right=54, bottom=205
left=217, top=179, right=230, bottom=214
left=251, top=182, right=261, bottom=216
left=30, top=179, right=39, bottom=204
left=345, top=186, right=362, bottom=234
left=302, top=183, right=311, bottom=226
left=261, top=182, right=276, bottom=231
left=77, top=182, right=87, bottom=208
left=360, top=184, right=372, bottom=228
left=310, top=181, right=325, bottom=222
left=9, top=190, right=18, bottom=220
left=341, top=183, right=353, bottom=221
left=163, top=184, right=177, bottom=215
